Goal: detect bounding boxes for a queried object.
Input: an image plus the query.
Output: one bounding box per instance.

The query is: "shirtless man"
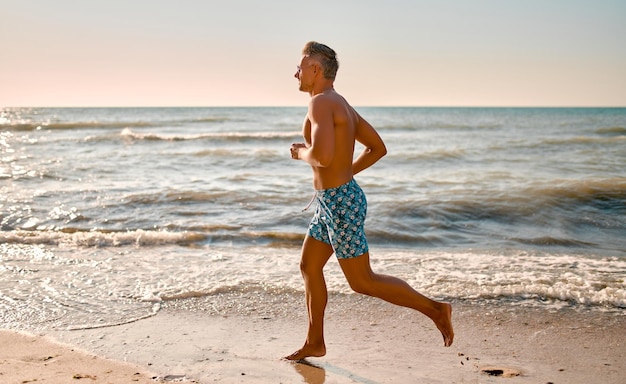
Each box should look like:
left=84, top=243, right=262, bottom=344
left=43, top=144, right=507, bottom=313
left=286, top=41, right=453, bottom=361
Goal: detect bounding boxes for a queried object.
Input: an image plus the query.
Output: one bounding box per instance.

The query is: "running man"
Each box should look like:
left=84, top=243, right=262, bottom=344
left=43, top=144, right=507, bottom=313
left=286, top=41, right=453, bottom=361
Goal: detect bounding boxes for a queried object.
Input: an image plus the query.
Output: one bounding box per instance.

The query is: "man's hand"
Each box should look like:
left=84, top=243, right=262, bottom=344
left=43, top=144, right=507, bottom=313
left=290, top=143, right=307, bottom=160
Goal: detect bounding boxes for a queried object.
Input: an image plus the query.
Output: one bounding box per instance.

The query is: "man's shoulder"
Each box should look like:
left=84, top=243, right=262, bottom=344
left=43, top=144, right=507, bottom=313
left=310, top=92, right=334, bottom=104
left=310, top=91, right=351, bottom=109
left=309, top=93, right=359, bottom=129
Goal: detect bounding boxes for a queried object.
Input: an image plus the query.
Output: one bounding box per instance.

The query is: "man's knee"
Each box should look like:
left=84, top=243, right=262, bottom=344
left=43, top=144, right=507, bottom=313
left=299, top=254, right=325, bottom=275
left=299, top=258, right=311, bottom=274
left=347, top=278, right=373, bottom=296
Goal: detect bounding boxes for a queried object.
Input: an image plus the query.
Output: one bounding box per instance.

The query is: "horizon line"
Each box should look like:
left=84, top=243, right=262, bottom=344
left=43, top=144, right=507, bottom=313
left=3, top=105, right=626, bottom=109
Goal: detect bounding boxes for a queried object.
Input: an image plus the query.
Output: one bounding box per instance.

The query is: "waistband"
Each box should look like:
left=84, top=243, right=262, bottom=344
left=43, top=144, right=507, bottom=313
left=314, top=178, right=356, bottom=193
left=303, top=179, right=356, bottom=212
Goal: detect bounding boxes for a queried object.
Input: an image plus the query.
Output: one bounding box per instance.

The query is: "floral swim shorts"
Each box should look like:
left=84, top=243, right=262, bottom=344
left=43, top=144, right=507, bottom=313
left=306, top=178, right=369, bottom=259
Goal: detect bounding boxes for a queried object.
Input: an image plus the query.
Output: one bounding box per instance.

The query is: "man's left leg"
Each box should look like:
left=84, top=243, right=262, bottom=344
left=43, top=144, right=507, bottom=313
left=338, top=252, right=454, bottom=347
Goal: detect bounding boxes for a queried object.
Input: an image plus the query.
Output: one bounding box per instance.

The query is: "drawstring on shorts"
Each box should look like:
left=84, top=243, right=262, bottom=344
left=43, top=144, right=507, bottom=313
left=302, top=192, right=318, bottom=212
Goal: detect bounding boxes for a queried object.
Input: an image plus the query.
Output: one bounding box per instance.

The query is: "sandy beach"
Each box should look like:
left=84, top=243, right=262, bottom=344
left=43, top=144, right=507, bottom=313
left=2, top=292, right=623, bottom=384
left=0, top=329, right=158, bottom=383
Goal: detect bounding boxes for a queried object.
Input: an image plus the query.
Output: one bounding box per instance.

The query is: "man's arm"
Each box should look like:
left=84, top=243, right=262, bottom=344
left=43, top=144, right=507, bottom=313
left=293, top=96, right=335, bottom=167
left=352, top=111, right=387, bottom=175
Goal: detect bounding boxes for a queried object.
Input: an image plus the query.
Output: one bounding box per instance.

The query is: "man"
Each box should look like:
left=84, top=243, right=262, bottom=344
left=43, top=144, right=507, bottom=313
left=286, top=41, right=453, bottom=361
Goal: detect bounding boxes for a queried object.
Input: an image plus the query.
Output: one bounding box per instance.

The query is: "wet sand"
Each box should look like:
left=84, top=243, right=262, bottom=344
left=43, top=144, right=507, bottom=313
left=2, top=292, right=624, bottom=383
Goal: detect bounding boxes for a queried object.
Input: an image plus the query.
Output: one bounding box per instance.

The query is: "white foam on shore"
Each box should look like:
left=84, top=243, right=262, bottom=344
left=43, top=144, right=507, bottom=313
left=1, top=243, right=624, bottom=331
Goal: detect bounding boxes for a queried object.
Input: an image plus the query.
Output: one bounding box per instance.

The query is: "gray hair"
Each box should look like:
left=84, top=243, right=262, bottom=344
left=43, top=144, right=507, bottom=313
left=302, top=41, right=339, bottom=80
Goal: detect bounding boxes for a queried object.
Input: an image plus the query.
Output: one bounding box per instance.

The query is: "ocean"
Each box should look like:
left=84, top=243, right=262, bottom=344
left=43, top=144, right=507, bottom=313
left=1, top=107, right=624, bottom=331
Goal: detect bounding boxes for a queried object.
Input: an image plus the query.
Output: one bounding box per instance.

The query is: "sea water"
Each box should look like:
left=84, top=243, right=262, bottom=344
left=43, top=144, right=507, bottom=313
left=1, top=107, right=624, bottom=330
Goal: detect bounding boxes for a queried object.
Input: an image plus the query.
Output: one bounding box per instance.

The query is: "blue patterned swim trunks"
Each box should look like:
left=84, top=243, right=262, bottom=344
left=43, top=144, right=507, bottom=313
left=306, top=178, right=369, bottom=259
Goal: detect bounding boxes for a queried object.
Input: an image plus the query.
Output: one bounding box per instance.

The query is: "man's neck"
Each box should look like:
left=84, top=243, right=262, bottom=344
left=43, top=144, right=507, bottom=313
left=309, top=81, right=335, bottom=97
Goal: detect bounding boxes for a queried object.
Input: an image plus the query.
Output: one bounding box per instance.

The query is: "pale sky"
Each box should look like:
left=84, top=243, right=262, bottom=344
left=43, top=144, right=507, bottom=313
left=2, top=0, right=625, bottom=107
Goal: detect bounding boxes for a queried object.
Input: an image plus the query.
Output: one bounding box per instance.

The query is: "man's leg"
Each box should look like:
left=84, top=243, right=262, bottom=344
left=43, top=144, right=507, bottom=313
left=338, top=252, right=454, bottom=347
left=285, top=235, right=334, bottom=360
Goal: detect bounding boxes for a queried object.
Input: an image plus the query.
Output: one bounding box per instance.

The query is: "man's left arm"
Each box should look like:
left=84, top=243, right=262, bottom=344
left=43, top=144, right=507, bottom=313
left=352, top=111, right=387, bottom=175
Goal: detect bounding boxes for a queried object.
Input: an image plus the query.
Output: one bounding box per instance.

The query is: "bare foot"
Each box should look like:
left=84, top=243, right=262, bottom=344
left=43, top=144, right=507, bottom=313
left=284, top=343, right=326, bottom=361
left=435, top=303, right=454, bottom=347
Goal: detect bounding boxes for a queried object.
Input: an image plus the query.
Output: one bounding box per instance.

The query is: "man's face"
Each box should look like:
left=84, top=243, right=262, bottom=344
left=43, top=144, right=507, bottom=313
left=295, top=56, right=315, bottom=92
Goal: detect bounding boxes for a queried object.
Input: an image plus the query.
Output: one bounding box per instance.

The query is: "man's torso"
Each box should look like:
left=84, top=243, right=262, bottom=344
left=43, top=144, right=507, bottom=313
left=303, top=91, right=357, bottom=190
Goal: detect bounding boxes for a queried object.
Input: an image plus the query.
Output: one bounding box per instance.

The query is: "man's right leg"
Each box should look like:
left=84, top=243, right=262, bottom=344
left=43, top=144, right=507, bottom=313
left=284, top=235, right=334, bottom=360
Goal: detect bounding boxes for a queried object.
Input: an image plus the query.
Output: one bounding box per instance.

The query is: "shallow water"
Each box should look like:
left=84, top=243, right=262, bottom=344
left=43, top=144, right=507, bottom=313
left=1, top=107, right=624, bottom=330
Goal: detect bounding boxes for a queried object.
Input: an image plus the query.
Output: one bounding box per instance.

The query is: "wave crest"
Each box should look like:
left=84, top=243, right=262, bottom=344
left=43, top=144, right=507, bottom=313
left=119, top=128, right=299, bottom=142
left=0, top=229, right=207, bottom=247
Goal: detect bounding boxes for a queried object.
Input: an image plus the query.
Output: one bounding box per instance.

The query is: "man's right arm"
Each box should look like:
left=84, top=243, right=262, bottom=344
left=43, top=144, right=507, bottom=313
left=294, top=96, right=336, bottom=168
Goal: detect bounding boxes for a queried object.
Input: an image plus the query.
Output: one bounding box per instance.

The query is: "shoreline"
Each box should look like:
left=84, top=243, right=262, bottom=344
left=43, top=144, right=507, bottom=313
left=2, top=292, right=624, bottom=383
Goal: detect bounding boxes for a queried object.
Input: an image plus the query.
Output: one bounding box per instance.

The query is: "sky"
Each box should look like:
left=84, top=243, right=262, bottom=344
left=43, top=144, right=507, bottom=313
left=1, top=0, right=625, bottom=107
